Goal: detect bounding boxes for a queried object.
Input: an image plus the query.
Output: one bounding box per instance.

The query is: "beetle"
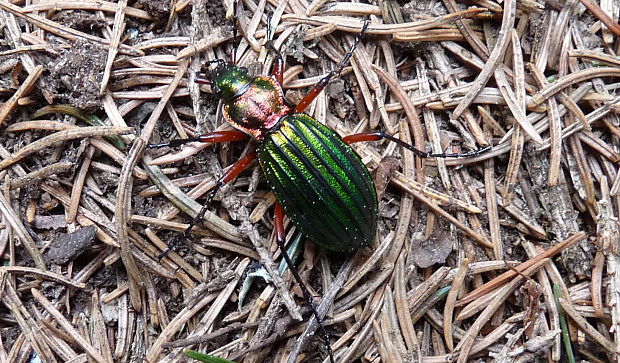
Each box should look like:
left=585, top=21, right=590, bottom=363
left=149, top=19, right=489, bottom=363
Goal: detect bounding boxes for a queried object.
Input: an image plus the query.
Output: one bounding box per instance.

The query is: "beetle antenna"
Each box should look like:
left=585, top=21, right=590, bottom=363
left=231, top=0, right=239, bottom=65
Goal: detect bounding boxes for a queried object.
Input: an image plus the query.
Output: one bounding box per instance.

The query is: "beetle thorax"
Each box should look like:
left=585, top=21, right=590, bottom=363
left=222, top=76, right=291, bottom=140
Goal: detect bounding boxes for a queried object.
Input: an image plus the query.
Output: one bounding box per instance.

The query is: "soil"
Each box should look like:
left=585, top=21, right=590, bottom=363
left=0, top=0, right=619, bottom=362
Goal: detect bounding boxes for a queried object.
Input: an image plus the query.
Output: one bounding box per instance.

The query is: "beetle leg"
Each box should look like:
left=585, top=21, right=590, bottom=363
left=294, top=20, right=369, bottom=113
left=158, top=150, right=257, bottom=259
left=147, top=130, right=248, bottom=149
left=274, top=203, right=336, bottom=363
left=266, top=41, right=284, bottom=85
left=343, top=130, right=492, bottom=158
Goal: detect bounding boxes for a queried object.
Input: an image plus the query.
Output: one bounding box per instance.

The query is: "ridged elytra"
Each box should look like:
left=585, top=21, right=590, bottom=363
left=259, top=113, right=378, bottom=252
left=148, top=15, right=490, bottom=363
left=148, top=21, right=375, bottom=363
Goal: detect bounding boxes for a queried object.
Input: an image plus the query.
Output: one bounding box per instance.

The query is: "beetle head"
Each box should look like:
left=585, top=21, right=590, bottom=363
left=198, top=60, right=251, bottom=101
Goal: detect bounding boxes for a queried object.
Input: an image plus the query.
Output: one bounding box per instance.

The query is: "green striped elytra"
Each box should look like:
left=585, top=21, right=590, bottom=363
left=149, top=18, right=489, bottom=363
left=183, top=47, right=379, bottom=252
left=259, top=113, right=378, bottom=251
left=149, top=24, right=375, bottom=363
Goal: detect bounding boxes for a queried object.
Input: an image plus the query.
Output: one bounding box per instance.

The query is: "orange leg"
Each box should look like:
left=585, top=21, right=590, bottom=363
left=148, top=130, right=248, bottom=149
left=221, top=150, right=257, bottom=183
left=266, top=41, right=284, bottom=85
left=158, top=150, right=257, bottom=259
left=343, top=130, right=491, bottom=158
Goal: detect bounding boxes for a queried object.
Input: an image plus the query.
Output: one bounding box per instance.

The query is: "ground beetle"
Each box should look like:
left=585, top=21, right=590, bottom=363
left=149, top=16, right=489, bottom=363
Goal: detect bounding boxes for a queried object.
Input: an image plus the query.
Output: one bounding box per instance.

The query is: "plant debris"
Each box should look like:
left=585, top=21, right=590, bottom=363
left=1, top=0, right=619, bottom=362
